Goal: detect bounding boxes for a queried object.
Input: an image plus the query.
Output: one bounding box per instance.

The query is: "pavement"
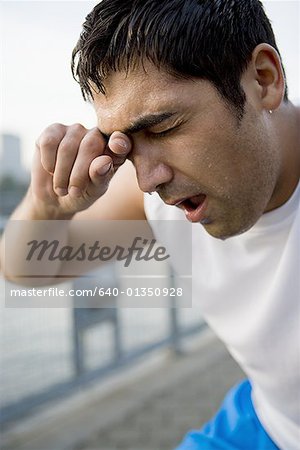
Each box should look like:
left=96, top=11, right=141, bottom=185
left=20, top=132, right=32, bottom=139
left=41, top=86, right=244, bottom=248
left=75, top=329, right=245, bottom=450
left=1, top=328, right=245, bottom=450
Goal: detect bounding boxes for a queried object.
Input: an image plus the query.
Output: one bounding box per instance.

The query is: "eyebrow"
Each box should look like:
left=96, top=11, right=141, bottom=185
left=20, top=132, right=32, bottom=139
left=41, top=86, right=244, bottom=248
left=101, top=112, right=177, bottom=140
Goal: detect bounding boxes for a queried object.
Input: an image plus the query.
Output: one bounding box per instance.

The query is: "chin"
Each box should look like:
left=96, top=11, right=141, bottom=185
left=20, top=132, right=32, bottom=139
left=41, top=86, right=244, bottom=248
left=201, top=216, right=258, bottom=240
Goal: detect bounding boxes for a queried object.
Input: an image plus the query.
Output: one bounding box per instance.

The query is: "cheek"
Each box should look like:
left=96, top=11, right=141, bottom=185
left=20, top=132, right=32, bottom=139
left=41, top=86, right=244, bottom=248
left=184, top=130, right=240, bottom=189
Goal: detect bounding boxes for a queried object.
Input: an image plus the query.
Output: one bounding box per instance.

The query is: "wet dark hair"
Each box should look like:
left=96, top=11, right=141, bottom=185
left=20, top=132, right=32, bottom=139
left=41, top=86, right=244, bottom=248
left=71, top=0, right=288, bottom=118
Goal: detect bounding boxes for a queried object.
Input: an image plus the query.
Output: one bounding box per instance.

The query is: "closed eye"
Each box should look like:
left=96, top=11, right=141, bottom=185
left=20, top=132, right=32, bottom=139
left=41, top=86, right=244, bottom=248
left=149, top=130, right=171, bottom=138
left=148, top=123, right=182, bottom=139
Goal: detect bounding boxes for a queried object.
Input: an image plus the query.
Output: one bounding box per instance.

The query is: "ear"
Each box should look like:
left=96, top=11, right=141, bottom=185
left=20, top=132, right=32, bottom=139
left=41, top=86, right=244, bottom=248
left=250, top=43, right=286, bottom=111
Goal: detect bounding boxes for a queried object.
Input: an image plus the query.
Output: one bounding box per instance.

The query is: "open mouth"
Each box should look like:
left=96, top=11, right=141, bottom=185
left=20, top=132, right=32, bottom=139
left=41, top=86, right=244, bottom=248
left=177, top=194, right=208, bottom=223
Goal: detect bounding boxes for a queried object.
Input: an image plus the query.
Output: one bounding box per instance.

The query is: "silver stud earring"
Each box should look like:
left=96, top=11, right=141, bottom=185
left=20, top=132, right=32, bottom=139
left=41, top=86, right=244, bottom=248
left=269, top=110, right=273, bottom=115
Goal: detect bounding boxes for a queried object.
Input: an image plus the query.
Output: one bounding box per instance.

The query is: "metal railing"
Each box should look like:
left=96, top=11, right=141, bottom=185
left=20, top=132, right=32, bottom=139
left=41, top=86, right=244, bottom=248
left=0, top=264, right=205, bottom=428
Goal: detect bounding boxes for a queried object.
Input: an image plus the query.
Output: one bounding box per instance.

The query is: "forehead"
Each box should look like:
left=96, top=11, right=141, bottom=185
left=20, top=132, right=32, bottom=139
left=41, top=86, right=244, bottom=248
left=92, top=63, right=215, bottom=135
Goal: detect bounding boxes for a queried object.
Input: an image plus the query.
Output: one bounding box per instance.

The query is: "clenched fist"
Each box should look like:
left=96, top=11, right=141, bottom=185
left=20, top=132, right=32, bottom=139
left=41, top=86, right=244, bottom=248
left=31, top=123, right=132, bottom=217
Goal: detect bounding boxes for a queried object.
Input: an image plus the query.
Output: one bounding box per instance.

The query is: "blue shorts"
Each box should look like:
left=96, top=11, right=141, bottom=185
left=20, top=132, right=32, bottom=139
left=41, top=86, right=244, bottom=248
left=174, top=380, right=280, bottom=450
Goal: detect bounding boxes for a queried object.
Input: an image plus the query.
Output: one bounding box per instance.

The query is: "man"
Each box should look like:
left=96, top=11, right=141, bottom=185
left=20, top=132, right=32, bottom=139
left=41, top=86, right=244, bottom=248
left=1, top=0, right=299, bottom=448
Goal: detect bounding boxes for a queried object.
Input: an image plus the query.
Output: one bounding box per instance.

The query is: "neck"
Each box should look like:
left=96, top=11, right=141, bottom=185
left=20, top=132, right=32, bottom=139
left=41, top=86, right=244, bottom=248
left=265, top=101, right=300, bottom=212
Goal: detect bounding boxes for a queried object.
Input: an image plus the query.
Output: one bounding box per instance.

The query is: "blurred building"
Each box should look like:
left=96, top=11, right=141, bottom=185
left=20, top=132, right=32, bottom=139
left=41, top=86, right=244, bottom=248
left=0, top=133, right=29, bottom=217
left=0, top=133, right=29, bottom=183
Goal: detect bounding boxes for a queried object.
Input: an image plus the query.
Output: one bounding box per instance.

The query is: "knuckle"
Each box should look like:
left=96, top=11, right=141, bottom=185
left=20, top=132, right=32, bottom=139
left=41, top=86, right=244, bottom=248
left=47, top=122, right=66, bottom=135
left=82, top=135, right=102, bottom=153
left=81, top=129, right=106, bottom=152
left=39, top=133, right=59, bottom=149
left=49, top=122, right=66, bottom=130
left=70, top=123, right=86, bottom=133
left=89, top=127, right=107, bottom=142
left=89, top=126, right=104, bottom=136
left=38, top=123, right=66, bottom=148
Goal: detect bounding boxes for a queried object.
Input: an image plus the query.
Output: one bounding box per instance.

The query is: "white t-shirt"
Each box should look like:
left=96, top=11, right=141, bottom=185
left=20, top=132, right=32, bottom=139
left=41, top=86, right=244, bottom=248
left=144, top=181, right=300, bottom=450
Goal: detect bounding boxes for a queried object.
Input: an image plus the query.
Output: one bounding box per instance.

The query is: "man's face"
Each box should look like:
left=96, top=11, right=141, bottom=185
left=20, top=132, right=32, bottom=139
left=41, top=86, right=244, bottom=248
left=93, top=63, right=280, bottom=239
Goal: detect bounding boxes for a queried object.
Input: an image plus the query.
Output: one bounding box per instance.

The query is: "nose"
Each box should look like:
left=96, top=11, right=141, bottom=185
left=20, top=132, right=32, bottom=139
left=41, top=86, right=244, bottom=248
left=133, top=155, right=173, bottom=193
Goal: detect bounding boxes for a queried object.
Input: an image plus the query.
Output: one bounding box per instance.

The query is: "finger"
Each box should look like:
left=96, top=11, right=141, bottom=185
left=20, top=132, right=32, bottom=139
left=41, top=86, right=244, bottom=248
left=68, top=128, right=107, bottom=198
left=106, top=131, right=132, bottom=169
left=37, top=123, right=67, bottom=174
left=87, top=155, right=114, bottom=198
left=52, top=124, right=87, bottom=196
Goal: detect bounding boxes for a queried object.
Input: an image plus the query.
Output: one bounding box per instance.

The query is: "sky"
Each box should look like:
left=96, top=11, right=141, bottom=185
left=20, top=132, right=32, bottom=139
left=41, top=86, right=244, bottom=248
left=1, top=0, right=299, bottom=169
